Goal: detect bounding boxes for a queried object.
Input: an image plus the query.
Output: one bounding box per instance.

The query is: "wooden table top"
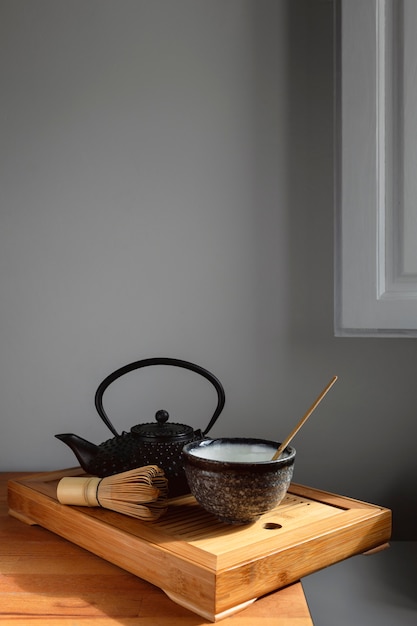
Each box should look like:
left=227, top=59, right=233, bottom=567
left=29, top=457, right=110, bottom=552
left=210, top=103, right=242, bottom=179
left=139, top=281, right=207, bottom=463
left=1, top=472, right=313, bottom=625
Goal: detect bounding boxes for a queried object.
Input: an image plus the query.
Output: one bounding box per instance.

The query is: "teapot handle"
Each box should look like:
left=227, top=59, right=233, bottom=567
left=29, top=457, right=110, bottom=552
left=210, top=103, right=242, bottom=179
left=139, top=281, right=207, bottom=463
left=94, top=357, right=226, bottom=438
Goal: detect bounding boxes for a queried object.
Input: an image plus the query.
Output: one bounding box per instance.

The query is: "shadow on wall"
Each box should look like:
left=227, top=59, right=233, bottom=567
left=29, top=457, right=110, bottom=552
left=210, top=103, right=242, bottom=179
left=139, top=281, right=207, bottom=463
left=385, top=468, right=417, bottom=540
left=285, top=0, right=335, bottom=344
left=279, top=0, right=417, bottom=546
left=373, top=542, right=417, bottom=611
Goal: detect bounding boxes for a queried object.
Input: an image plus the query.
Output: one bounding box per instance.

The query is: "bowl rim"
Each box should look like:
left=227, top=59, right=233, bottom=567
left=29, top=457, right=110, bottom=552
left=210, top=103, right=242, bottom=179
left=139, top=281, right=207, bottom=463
left=182, top=437, right=296, bottom=469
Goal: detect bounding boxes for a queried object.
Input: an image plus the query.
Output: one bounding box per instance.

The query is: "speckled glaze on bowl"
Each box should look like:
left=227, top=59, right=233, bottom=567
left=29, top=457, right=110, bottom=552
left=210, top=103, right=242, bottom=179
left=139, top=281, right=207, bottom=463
left=182, top=438, right=296, bottom=524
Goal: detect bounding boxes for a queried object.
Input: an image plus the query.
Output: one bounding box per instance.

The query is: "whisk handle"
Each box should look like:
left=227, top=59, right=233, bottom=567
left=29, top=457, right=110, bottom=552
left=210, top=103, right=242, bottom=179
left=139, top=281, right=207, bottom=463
left=57, top=477, right=101, bottom=507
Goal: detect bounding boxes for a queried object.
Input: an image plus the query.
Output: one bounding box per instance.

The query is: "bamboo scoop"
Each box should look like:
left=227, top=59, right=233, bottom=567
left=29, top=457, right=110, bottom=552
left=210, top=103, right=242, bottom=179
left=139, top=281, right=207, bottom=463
left=271, top=375, right=338, bottom=461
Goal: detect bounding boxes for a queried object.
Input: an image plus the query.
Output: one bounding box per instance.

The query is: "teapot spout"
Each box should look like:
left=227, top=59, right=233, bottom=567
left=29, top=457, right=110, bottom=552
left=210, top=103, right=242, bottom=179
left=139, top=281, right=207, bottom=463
left=55, top=433, right=100, bottom=473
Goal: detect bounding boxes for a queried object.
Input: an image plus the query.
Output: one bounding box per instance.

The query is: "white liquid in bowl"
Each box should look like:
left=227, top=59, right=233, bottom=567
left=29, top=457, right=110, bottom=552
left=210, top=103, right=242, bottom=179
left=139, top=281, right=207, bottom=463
left=189, top=442, right=281, bottom=463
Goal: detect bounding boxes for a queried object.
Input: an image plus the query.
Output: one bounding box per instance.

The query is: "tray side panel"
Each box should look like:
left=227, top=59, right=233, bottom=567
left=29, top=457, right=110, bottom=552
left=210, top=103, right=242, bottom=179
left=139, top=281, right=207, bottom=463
left=214, top=510, right=392, bottom=613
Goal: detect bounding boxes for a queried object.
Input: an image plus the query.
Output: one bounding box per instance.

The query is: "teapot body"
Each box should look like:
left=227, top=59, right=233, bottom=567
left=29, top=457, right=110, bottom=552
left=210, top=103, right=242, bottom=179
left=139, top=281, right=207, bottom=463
left=90, top=430, right=205, bottom=496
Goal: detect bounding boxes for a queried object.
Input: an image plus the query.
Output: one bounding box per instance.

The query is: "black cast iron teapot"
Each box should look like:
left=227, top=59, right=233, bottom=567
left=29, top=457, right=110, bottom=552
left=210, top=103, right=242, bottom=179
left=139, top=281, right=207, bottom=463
left=55, top=357, right=225, bottom=497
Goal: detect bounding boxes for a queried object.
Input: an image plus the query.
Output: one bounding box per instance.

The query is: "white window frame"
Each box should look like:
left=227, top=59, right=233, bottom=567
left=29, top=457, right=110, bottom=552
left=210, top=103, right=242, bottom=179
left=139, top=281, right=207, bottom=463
left=335, top=0, right=417, bottom=336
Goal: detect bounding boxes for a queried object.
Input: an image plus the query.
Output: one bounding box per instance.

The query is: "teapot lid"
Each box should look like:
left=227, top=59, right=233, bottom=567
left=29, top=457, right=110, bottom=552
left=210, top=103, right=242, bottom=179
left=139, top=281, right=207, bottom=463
left=130, top=410, right=195, bottom=442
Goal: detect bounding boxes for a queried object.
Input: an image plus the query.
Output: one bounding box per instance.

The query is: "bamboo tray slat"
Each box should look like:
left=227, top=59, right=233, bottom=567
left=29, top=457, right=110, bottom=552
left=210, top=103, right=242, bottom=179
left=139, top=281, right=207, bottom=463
left=7, top=468, right=391, bottom=622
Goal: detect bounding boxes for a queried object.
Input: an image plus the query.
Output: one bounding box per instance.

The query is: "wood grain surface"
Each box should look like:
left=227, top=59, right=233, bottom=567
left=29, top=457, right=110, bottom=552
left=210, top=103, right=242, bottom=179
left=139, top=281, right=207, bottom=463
left=1, top=472, right=313, bottom=625
left=6, top=468, right=391, bottom=621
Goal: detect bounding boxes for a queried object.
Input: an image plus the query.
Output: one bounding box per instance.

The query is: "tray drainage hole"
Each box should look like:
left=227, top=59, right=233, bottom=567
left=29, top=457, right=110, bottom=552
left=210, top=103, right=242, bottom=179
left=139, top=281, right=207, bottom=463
left=263, top=522, right=282, bottom=530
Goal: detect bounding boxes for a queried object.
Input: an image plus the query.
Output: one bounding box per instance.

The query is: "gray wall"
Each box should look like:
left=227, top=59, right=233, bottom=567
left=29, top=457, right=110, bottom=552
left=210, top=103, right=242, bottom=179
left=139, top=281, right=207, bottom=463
left=1, top=0, right=415, bottom=539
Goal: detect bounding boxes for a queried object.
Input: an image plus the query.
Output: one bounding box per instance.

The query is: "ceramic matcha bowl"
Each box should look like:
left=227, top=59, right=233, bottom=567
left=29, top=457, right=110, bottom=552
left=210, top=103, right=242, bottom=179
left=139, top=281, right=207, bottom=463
left=182, top=437, right=296, bottom=524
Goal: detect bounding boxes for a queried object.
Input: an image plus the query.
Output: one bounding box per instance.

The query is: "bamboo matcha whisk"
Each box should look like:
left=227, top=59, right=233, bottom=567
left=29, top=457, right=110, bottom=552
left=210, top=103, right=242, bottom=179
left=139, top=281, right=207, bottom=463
left=57, top=465, right=168, bottom=521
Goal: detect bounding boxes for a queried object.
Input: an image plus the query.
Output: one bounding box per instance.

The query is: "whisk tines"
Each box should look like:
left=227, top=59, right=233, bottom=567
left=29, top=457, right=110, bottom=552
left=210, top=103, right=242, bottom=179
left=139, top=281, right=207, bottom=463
left=57, top=465, right=168, bottom=521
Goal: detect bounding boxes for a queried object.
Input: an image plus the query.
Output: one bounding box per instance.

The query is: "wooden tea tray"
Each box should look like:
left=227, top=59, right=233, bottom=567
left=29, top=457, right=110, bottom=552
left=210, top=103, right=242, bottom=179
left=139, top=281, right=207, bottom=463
left=7, top=468, right=391, bottom=622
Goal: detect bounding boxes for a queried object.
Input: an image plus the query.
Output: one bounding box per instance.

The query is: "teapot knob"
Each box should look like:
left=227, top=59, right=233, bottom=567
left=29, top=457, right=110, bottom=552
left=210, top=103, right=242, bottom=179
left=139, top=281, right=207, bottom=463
left=155, top=410, right=169, bottom=425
